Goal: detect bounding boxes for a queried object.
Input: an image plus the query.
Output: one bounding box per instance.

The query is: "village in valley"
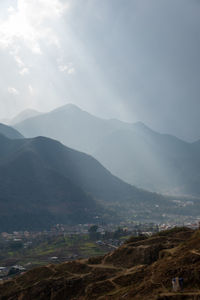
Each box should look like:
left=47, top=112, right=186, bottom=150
left=1, top=219, right=200, bottom=281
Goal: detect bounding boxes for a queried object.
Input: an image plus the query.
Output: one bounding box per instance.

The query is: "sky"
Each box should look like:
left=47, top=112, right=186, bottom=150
left=0, top=0, right=200, bottom=141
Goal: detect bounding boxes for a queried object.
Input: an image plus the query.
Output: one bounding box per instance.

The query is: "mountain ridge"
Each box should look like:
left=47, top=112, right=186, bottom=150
left=0, top=123, right=23, bottom=139
left=0, top=134, right=171, bottom=231
left=14, top=104, right=200, bottom=196
left=10, top=109, right=42, bottom=125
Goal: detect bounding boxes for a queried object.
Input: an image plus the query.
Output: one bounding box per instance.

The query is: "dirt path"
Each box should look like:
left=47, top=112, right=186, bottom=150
left=159, top=291, right=200, bottom=296
left=190, top=249, right=200, bottom=256
left=88, top=263, right=123, bottom=270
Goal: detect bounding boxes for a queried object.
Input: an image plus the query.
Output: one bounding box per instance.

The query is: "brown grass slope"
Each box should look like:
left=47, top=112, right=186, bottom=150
left=2, top=227, right=200, bottom=299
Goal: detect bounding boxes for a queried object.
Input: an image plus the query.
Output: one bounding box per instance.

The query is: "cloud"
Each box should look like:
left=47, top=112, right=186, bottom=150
left=19, top=68, right=29, bottom=75
left=14, top=55, right=25, bottom=67
left=0, top=0, right=69, bottom=54
left=59, top=65, right=69, bottom=72
left=12, top=53, right=29, bottom=75
left=67, top=67, right=75, bottom=74
left=7, top=6, right=15, bottom=14
left=8, top=87, right=19, bottom=95
left=58, top=63, right=75, bottom=75
left=28, top=85, right=34, bottom=95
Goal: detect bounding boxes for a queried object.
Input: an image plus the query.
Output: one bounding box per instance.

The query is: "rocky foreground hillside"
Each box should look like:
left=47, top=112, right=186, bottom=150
left=1, top=227, right=200, bottom=299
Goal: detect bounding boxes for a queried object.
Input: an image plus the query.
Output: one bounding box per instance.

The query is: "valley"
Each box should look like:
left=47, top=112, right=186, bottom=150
left=0, top=2, right=199, bottom=298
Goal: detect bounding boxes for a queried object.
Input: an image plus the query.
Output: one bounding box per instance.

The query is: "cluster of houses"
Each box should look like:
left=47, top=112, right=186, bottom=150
left=1, top=219, right=200, bottom=281
left=0, top=265, right=26, bottom=280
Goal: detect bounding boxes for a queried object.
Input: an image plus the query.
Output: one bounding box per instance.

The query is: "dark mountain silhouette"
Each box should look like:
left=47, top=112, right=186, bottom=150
left=0, top=135, right=100, bottom=231
left=0, top=134, right=170, bottom=232
left=0, top=123, right=23, bottom=139
left=14, top=104, right=200, bottom=196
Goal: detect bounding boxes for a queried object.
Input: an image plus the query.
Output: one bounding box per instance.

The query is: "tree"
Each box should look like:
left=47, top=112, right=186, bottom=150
left=89, top=225, right=99, bottom=240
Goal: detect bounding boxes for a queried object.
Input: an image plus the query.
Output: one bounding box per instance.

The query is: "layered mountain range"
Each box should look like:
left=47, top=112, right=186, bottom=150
left=0, top=131, right=173, bottom=232
left=14, top=104, right=200, bottom=196
left=0, top=109, right=41, bottom=126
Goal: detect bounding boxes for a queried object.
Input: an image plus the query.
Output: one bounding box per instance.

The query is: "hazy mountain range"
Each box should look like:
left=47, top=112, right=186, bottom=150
left=0, top=132, right=171, bottom=232
left=14, top=104, right=200, bottom=196
left=0, top=109, right=41, bottom=126
left=10, top=109, right=41, bottom=125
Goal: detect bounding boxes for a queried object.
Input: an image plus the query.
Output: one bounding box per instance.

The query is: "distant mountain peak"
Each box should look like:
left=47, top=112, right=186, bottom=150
left=134, top=121, right=150, bottom=129
left=133, top=121, right=156, bottom=134
left=52, top=103, right=83, bottom=114
left=10, top=108, right=41, bottom=125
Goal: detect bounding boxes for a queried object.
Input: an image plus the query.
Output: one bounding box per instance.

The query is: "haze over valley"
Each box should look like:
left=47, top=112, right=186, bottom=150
left=1, top=122, right=196, bottom=232
left=13, top=104, right=200, bottom=197
left=0, top=1, right=200, bottom=299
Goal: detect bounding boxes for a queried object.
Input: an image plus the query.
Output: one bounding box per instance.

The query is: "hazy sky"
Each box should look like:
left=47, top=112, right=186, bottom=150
left=0, top=0, right=200, bottom=141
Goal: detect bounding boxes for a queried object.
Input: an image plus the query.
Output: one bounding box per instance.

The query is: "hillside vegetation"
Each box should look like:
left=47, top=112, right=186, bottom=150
left=2, top=227, right=200, bottom=299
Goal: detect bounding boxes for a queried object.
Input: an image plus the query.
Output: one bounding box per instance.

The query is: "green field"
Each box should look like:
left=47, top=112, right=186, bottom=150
left=0, top=234, right=109, bottom=269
